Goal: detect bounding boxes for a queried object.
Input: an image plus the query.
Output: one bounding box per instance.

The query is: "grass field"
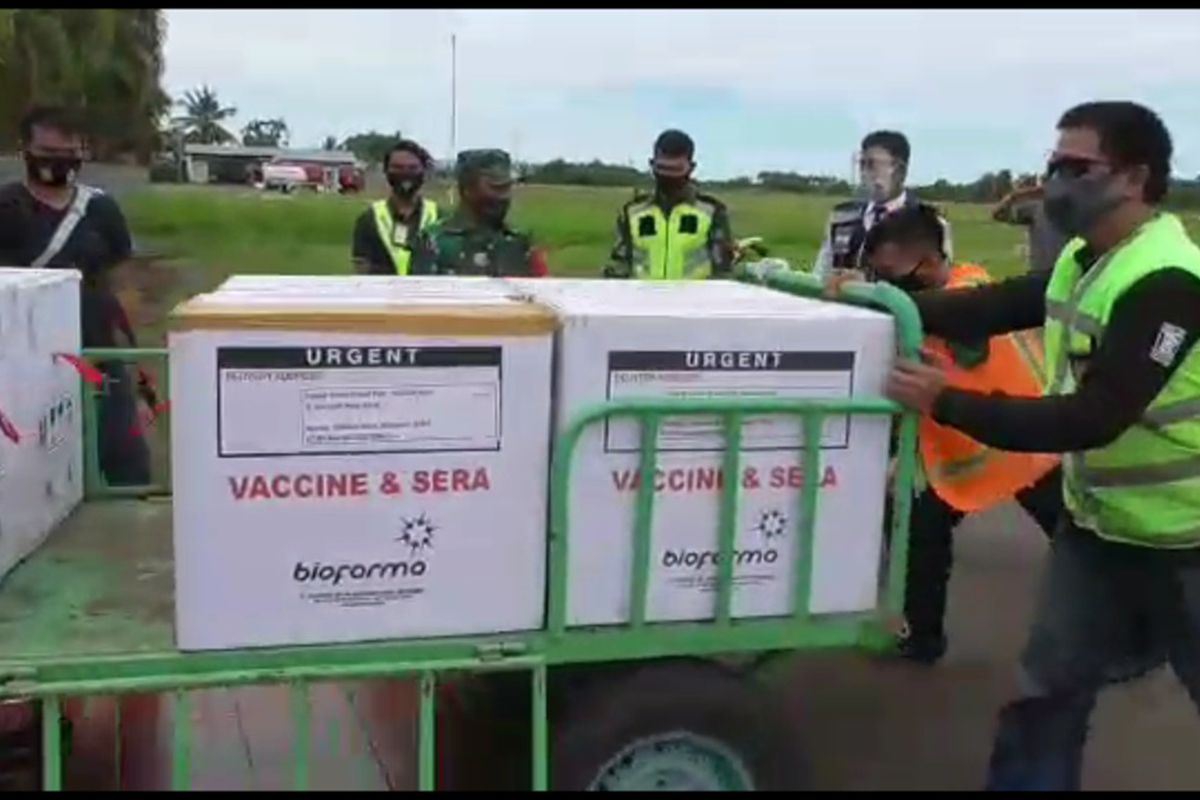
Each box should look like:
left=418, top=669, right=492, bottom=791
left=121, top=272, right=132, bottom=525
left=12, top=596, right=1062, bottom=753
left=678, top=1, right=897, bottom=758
left=122, top=182, right=1032, bottom=284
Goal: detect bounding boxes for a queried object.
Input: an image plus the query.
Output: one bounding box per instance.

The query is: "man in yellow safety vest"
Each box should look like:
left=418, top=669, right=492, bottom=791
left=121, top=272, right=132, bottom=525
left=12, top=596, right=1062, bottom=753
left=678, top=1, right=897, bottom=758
left=351, top=139, right=440, bottom=275
left=879, top=100, right=1200, bottom=790
left=604, top=129, right=734, bottom=280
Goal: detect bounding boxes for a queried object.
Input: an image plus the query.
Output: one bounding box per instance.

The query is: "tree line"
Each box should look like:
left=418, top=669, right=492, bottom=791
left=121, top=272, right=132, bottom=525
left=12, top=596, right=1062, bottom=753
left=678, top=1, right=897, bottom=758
left=5, top=34, right=1198, bottom=210
left=0, top=9, right=168, bottom=160
left=523, top=160, right=1200, bottom=210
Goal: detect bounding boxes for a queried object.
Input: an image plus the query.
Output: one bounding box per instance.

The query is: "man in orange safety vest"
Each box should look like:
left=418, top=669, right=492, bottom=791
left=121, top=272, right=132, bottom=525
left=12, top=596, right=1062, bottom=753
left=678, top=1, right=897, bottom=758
left=860, top=203, right=1063, bottom=664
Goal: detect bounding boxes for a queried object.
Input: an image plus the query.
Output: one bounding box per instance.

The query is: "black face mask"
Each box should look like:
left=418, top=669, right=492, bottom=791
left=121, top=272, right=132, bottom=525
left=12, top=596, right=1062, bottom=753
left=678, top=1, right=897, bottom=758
left=387, top=171, right=424, bottom=198
left=25, top=153, right=81, bottom=187
left=476, top=197, right=511, bottom=225
left=653, top=173, right=689, bottom=195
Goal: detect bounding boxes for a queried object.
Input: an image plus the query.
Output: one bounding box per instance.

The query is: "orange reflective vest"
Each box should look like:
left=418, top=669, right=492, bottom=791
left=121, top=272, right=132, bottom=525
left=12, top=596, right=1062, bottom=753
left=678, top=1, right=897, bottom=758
left=919, top=263, right=1060, bottom=513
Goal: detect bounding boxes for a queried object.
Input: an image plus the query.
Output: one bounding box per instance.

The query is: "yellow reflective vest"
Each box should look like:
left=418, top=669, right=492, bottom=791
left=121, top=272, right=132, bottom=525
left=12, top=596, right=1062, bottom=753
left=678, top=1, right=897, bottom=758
left=623, top=194, right=723, bottom=280
left=1044, top=212, right=1200, bottom=547
left=371, top=197, right=439, bottom=275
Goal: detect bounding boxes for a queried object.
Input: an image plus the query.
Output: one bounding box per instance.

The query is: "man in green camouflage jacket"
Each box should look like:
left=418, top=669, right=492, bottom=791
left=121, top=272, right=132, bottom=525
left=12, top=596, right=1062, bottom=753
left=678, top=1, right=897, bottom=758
left=412, top=149, right=548, bottom=277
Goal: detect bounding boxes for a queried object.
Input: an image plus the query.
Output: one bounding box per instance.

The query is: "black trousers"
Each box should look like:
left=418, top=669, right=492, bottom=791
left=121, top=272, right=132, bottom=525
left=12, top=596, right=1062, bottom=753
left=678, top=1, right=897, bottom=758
left=96, top=361, right=151, bottom=487
left=904, top=466, right=1063, bottom=640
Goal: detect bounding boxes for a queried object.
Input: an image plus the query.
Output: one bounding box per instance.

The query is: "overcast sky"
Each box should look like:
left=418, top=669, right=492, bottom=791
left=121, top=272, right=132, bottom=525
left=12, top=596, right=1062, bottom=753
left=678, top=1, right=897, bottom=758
left=163, top=9, right=1200, bottom=183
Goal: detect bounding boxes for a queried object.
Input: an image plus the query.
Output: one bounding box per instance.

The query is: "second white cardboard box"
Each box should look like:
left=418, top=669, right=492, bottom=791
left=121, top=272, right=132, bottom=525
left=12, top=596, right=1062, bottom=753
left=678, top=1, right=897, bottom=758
left=0, top=268, right=83, bottom=585
left=507, top=278, right=895, bottom=626
left=168, top=280, right=556, bottom=650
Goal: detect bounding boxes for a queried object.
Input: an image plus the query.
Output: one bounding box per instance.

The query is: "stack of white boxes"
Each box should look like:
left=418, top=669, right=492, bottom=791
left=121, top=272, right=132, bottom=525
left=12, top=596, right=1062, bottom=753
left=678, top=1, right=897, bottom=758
left=506, top=279, right=895, bottom=626
left=167, top=274, right=900, bottom=648
left=168, top=277, right=556, bottom=650
left=0, top=268, right=84, bottom=584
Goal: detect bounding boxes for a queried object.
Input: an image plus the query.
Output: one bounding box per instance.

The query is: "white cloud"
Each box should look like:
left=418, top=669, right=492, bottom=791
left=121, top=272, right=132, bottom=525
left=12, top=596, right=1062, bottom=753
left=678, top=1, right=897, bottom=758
left=163, top=9, right=1200, bottom=180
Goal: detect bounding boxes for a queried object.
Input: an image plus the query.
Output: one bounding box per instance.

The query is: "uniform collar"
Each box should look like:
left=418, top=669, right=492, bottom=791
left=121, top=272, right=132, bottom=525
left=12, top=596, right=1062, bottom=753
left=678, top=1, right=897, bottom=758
left=865, top=189, right=907, bottom=218
left=387, top=194, right=424, bottom=224
left=440, top=209, right=511, bottom=235
left=654, top=182, right=698, bottom=210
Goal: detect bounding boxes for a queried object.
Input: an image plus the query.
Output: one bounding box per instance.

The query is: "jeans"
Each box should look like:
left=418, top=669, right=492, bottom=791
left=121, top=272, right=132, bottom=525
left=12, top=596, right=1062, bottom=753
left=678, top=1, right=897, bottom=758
left=96, top=361, right=151, bottom=487
left=985, top=522, right=1200, bottom=791
left=904, top=467, right=1063, bottom=641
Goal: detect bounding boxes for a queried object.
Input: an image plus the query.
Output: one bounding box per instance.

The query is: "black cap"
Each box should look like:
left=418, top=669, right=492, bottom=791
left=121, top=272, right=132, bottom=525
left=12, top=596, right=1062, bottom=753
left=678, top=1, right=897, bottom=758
left=653, top=129, right=694, bottom=160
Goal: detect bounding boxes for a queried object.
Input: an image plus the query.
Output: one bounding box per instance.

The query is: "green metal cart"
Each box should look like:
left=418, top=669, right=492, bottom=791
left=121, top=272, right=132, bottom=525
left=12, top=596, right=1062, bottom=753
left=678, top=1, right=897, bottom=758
left=0, top=269, right=922, bottom=791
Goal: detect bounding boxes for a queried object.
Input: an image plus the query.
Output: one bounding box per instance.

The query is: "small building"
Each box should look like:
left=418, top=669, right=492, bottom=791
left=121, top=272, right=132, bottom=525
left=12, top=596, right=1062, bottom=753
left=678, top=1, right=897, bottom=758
left=181, top=144, right=364, bottom=191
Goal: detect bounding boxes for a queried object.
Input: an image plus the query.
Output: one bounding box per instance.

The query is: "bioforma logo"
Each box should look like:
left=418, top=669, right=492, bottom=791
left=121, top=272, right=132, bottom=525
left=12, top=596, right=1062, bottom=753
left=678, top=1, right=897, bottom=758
left=292, top=513, right=438, bottom=586
left=660, top=508, right=788, bottom=571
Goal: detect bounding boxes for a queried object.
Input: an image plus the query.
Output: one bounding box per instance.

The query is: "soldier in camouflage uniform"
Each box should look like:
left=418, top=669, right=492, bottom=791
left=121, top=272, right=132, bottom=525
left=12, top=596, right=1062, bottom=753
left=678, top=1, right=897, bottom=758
left=412, top=149, right=547, bottom=277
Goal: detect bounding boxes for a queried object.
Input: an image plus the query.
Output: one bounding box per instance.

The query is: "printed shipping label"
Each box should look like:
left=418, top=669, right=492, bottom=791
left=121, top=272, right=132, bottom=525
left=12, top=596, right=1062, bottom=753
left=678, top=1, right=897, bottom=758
left=217, top=346, right=502, bottom=457
left=604, top=350, right=855, bottom=453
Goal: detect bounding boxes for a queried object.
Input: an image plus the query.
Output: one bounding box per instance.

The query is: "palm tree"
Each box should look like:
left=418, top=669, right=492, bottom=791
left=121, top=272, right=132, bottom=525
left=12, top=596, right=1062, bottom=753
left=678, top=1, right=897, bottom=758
left=0, top=10, right=169, bottom=159
left=241, top=117, right=289, bottom=148
left=81, top=9, right=168, bottom=159
left=173, top=85, right=237, bottom=145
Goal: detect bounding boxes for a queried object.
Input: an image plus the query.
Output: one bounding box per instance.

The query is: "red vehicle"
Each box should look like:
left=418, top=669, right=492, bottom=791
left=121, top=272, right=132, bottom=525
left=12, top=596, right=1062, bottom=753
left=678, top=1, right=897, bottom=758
left=338, top=164, right=366, bottom=194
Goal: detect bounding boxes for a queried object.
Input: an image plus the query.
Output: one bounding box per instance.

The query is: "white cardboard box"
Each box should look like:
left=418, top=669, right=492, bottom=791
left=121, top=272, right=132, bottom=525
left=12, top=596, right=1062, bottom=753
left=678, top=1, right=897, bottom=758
left=217, top=275, right=511, bottom=297
left=505, top=278, right=895, bottom=626
left=168, top=279, right=557, bottom=651
left=0, top=268, right=83, bottom=584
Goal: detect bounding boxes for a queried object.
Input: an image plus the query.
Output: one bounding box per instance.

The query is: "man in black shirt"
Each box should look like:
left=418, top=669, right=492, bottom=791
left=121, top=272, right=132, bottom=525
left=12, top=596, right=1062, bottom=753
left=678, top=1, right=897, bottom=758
left=879, top=102, right=1200, bottom=789
left=0, top=105, right=150, bottom=487
left=351, top=139, right=440, bottom=275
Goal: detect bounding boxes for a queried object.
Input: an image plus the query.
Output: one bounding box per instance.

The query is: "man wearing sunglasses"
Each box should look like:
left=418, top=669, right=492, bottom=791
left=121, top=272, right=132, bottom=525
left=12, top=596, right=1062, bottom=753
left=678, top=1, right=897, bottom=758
left=813, top=130, right=953, bottom=280
left=860, top=203, right=1062, bottom=666
left=877, top=101, right=1200, bottom=790
left=603, top=129, right=734, bottom=280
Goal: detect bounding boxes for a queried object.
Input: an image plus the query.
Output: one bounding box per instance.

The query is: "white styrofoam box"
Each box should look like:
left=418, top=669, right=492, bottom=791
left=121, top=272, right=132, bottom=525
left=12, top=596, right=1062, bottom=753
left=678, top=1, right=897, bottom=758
left=0, top=268, right=83, bottom=584
left=505, top=278, right=895, bottom=627
left=168, top=280, right=557, bottom=651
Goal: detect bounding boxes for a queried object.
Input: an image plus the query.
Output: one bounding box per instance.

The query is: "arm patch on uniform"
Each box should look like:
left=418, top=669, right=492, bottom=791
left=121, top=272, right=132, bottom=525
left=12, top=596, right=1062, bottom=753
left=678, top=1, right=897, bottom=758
left=679, top=213, right=699, bottom=234
left=1150, top=322, right=1187, bottom=367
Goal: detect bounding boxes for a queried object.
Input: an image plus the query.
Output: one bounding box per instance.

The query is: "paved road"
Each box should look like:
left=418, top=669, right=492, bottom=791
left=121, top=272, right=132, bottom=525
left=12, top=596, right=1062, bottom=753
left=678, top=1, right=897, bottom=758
left=784, top=503, right=1200, bottom=791
left=0, top=157, right=151, bottom=198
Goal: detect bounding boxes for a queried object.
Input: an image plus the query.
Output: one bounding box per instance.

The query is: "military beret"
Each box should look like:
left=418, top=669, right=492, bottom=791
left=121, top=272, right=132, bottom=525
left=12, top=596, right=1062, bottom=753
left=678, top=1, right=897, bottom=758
left=456, top=148, right=513, bottom=182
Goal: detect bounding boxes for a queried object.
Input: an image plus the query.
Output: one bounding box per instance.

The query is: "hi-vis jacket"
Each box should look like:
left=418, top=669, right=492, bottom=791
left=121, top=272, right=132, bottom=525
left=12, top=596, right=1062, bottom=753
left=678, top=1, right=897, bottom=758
left=920, top=263, right=1059, bottom=512
left=606, top=186, right=734, bottom=279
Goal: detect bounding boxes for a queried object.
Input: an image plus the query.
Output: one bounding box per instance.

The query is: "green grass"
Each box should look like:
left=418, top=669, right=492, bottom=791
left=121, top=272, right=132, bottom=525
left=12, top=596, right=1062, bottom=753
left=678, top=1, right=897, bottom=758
left=122, top=183, right=1034, bottom=288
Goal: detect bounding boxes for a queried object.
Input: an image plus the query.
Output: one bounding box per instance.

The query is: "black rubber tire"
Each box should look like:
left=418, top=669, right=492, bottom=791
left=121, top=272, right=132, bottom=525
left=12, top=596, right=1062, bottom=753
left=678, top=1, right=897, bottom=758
left=551, top=660, right=808, bottom=791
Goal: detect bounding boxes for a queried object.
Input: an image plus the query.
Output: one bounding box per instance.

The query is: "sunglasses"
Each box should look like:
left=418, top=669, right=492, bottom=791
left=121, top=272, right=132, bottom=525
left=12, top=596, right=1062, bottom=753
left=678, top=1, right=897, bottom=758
left=1045, top=155, right=1110, bottom=180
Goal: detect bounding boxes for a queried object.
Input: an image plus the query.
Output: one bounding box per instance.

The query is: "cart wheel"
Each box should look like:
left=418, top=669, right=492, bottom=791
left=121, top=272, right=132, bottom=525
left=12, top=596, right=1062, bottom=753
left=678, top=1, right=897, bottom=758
left=552, top=660, right=807, bottom=791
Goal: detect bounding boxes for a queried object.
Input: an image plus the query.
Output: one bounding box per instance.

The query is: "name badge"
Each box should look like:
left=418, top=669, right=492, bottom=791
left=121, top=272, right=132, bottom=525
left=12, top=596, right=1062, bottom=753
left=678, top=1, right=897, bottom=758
left=391, top=224, right=409, bottom=246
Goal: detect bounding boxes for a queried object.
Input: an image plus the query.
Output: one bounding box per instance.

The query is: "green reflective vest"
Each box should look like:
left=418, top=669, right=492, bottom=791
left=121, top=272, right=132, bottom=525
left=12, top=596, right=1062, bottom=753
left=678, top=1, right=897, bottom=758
left=626, top=197, right=718, bottom=280
left=1044, top=212, right=1200, bottom=548
left=371, top=198, right=439, bottom=275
